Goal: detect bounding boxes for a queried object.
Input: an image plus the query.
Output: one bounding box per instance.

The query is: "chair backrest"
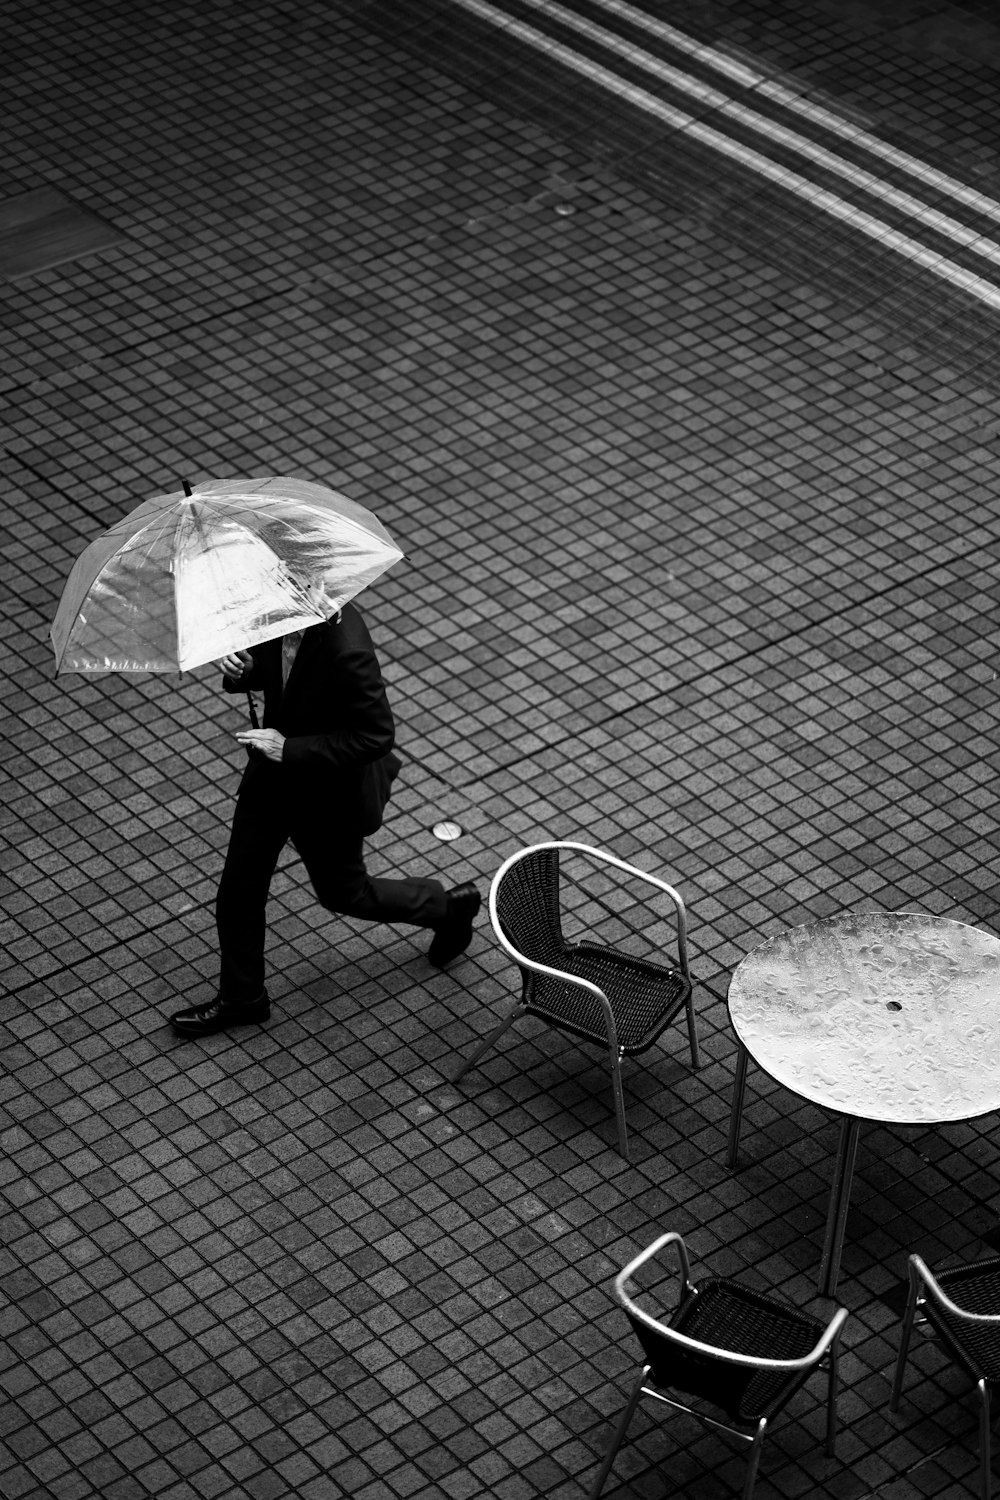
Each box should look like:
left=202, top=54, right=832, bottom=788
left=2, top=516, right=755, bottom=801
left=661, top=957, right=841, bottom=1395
left=624, top=1283, right=821, bottom=1424
left=917, top=1256, right=1000, bottom=1382
left=493, top=845, right=568, bottom=969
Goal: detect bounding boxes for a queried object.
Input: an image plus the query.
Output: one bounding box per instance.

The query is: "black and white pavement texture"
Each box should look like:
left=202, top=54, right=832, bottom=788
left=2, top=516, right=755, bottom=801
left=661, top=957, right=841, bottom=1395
left=4, top=1, right=1000, bottom=1496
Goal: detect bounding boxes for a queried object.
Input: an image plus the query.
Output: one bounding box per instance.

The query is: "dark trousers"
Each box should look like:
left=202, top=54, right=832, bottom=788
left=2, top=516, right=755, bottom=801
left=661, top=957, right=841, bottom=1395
left=217, top=771, right=447, bottom=1002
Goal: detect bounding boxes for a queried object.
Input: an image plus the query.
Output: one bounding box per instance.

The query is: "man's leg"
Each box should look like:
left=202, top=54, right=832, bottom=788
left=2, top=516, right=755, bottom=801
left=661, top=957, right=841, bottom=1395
left=171, top=775, right=288, bottom=1034
left=295, top=822, right=446, bottom=926
left=293, top=823, right=480, bottom=965
left=217, top=776, right=290, bottom=999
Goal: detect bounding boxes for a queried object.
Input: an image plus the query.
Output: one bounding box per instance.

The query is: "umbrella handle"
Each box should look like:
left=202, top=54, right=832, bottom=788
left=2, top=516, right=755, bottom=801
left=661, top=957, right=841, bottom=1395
left=246, top=692, right=259, bottom=729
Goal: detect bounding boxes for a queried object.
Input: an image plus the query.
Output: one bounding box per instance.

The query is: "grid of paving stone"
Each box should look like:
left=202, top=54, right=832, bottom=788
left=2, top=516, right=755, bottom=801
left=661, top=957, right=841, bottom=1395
left=4, top=1, right=1000, bottom=1497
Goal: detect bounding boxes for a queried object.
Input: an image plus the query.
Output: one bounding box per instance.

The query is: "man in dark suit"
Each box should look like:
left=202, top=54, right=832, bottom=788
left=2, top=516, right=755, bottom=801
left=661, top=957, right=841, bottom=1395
left=169, top=602, right=480, bottom=1036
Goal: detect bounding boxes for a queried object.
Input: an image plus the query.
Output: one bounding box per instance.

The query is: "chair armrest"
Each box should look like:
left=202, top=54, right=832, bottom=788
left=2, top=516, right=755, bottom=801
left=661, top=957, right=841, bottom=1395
left=616, top=1232, right=849, bottom=1372
left=910, top=1254, right=1000, bottom=1324
left=616, top=1231, right=696, bottom=1302
left=484, top=927, right=624, bottom=1055
left=559, top=842, right=690, bottom=980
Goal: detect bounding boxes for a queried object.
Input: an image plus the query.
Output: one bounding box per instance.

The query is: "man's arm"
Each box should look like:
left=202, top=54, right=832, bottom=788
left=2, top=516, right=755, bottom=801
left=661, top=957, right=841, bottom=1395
left=281, top=645, right=395, bottom=771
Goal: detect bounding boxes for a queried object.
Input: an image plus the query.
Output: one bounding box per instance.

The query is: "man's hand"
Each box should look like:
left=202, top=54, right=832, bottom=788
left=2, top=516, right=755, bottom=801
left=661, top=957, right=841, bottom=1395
left=236, top=729, right=286, bottom=763
left=219, top=649, right=255, bottom=680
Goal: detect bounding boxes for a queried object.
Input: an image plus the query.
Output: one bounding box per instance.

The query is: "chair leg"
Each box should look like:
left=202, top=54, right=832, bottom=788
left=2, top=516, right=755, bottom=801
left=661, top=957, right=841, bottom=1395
left=451, top=1003, right=523, bottom=1084
left=890, top=1266, right=921, bottom=1412
left=586, top=1369, right=647, bottom=1500
left=742, top=1419, right=767, bottom=1500
left=979, top=1379, right=991, bottom=1500
left=826, top=1337, right=841, bottom=1457
left=684, top=987, right=701, bottom=1071
left=608, top=1048, right=631, bottom=1162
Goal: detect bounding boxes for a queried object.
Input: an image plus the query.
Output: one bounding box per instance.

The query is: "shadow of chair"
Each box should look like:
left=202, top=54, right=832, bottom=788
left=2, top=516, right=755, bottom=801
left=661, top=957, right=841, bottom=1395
left=892, top=1251, right=1000, bottom=1500
left=588, top=1231, right=848, bottom=1500
left=451, top=841, right=700, bottom=1161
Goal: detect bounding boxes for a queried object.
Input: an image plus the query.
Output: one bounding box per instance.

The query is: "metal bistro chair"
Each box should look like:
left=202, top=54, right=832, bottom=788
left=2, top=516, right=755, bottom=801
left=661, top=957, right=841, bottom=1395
left=452, top=842, right=700, bottom=1161
left=892, top=1252, right=1000, bottom=1500
left=589, top=1231, right=849, bottom=1500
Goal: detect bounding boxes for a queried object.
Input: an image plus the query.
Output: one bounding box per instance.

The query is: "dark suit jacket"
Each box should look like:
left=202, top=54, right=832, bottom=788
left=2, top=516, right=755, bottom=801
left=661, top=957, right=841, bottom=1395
left=223, top=603, right=401, bottom=834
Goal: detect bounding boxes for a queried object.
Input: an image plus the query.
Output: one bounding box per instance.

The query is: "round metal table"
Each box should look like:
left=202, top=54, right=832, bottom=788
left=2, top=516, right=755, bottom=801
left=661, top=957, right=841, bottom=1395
left=726, top=911, right=1000, bottom=1296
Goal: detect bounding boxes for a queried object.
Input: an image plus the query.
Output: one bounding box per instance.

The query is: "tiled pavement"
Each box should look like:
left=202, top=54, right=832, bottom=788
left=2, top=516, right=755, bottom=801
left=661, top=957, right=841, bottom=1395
left=4, top=1, right=1000, bottom=1497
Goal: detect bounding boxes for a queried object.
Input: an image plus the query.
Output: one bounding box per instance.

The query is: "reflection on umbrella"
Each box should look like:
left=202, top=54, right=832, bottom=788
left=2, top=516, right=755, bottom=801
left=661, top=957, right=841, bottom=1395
left=50, top=476, right=404, bottom=675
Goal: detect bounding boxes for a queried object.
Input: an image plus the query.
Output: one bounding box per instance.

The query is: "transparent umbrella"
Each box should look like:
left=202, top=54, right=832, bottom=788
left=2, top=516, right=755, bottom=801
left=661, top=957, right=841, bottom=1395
left=50, top=475, right=404, bottom=676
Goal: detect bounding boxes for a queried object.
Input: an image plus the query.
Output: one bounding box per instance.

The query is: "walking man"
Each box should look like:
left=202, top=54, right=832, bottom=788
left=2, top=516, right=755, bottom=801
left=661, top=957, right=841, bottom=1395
left=169, top=602, right=480, bottom=1036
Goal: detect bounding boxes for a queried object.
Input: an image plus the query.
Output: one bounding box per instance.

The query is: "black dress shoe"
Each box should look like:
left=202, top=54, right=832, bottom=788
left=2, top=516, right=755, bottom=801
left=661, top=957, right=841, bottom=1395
left=427, top=883, right=482, bottom=968
left=170, top=991, right=270, bottom=1037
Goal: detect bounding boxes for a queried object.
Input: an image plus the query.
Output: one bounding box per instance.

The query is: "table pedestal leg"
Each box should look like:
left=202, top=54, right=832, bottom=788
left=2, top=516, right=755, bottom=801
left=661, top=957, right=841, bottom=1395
left=726, top=1043, right=749, bottom=1168
left=819, top=1116, right=860, bottom=1298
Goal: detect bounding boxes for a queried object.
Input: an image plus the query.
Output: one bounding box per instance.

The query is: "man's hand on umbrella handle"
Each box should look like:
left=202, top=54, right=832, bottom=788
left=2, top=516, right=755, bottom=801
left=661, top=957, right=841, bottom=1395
left=236, top=729, right=285, bottom=763
left=219, top=649, right=254, bottom=680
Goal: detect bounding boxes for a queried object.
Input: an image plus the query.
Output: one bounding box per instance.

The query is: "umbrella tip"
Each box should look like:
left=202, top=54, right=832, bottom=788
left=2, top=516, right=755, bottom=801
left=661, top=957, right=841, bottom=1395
left=181, top=480, right=192, bottom=497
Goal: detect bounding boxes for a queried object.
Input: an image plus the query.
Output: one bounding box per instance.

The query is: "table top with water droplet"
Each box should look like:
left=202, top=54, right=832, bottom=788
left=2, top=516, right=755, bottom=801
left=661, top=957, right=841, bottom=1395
left=728, top=912, right=1000, bottom=1123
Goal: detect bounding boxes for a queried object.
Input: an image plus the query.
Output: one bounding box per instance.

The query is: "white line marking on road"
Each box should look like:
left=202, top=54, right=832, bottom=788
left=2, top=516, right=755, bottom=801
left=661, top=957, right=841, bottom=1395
left=584, top=0, right=1000, bottom=229
left=515, top=0, right=1000, bottom=272
left=450, top=0, right=1000, bottom=312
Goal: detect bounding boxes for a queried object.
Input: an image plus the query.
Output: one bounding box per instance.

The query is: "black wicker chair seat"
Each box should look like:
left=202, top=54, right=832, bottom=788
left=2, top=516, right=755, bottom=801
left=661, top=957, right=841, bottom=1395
left=525, top=942, right=691, bottom=1052
left=647, top=1279, right=826, bottom=1423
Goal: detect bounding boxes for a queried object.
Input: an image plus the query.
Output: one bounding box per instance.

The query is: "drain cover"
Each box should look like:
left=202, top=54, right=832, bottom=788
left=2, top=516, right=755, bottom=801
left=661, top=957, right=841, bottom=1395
left=0, top=187, right=126, bottom=280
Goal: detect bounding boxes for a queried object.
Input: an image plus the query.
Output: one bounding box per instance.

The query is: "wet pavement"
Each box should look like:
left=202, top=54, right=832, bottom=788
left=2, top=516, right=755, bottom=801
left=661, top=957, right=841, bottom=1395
left=4, top=0, right=1000, bottom=1497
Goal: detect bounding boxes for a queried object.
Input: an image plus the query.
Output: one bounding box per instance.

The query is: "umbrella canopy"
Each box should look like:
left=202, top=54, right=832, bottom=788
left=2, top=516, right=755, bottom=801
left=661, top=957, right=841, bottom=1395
left=51, top=476, right=404, bottom=674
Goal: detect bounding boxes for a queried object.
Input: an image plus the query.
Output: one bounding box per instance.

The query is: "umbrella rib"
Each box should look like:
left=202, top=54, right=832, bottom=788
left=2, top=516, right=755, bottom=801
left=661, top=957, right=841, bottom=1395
left=51, top=551, right=98, bottom=668
left=173, top=504, right=328, bottom=671
left=206, top=492, right=402, bottom=553
left=171, top=502, right=186, bottom=673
